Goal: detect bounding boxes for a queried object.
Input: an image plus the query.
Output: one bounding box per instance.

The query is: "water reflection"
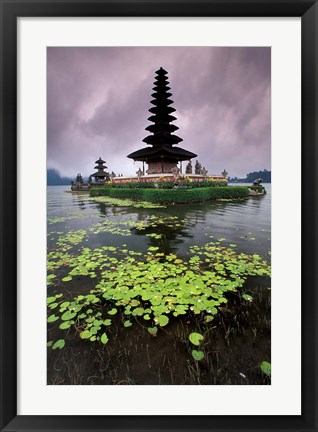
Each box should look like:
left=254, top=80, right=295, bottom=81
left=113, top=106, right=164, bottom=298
left=47, top=185, right=271, bottom=259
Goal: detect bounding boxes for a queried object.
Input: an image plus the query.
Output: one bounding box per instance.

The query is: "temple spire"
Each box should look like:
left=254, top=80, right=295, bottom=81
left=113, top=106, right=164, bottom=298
left=127, top=67, right=197, bottom=174
left=143, top=67, right=182, bottom=146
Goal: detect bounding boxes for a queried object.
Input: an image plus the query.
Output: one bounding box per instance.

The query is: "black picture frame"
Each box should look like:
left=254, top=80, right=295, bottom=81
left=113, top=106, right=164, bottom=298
left=0, top=0, right=317, bottom=431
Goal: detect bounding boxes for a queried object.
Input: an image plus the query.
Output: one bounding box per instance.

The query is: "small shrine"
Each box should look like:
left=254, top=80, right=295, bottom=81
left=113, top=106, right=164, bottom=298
left=127, top=67, right=197, bottom=174
left=90, top=157, right=110, bottom=183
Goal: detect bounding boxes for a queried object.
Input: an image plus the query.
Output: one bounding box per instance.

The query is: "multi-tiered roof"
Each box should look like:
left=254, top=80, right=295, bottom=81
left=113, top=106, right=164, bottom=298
left=90, top=157, right=108, bottom=182
left=127, top=67, right=196, bottom=174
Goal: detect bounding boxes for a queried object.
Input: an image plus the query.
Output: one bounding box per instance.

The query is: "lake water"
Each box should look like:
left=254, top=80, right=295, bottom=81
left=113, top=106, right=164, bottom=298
left=47, top=184, right=270, bottom=257
left=47, top=184, right=271, bottom=385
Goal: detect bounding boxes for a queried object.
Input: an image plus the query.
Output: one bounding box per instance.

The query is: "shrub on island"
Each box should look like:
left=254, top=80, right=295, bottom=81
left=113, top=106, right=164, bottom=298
left=249, top=185, right=266, bottom=194
left=90, top=186, right=249, bottom=203
left=103, top=178, right=227, bottom=190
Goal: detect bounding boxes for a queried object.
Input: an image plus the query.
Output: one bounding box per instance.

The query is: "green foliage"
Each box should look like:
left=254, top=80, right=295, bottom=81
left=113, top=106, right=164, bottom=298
left=148, top=326, right=158, bottom=336
left=47, top=237, right=270, bottom=350
left=90, top=186, right=249, bottom=204
left=101, top=333, right=109, bottom=344
left=260, top=361, right=271, bottom=376
left=104, top=181, right=155, bottom=189
left=229, top=169, right=271, bottom=183
left=189, top=332, right=204, bottom=346
left=89, top=194, right=164, bottom=208
left=246, top=170, right=271, bottom=183
left=249, top=185, right=266, bottom=193
left=192, top=350, right=204, bottom=361
left=52, top=339, right=65, bottom=350
left=95, top=179, right=228, bottom=190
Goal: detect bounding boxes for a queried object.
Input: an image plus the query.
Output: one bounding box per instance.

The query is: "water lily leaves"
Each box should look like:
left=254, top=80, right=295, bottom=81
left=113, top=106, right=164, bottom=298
left=192, top=350, right=204, bottom=361
left=260, top=361, right=271, bottom=376
left=156, top=315, right=169, bottom=327
left=62, top=276, right=72, bottom=282
left=61, top=311, right=77, bottom=321
left=148, top=326, right=158, bottom=336
left=59, top=321, right=73, bottom=330
left=173, top=305, right=187, bottom=316
left=141, top=292, right=152, bottom=301
left=242, top=294, right=253, bottom=302
left=189, top=332, right=204, bottom=346
left=52, top=339, right=65, bottom=350
left=130, top=299, right=140, bottom=307
left=132, top=307, right=145, bottom=317
left=108, top=308, right=117, bottom=315
left=47, top=296, right=57, bottom=304
left=103, top=319, right=112, bottom=326
left=218, top=297, right=228, bottom=304
left=47, top=229, right=271, bottom=351
left=80, top=330, right=92, bottom=339
left=148, top=246, right=159, bottom=252
left=101, top=333, right=109, bottom=344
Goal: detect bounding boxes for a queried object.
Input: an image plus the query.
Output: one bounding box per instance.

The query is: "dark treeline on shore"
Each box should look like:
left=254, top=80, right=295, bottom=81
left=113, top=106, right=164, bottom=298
left=47, top=169, right=73, bottom=185
left=229, top=169, right=271, bottom=183
left=47, top=168, right=271, bottom=186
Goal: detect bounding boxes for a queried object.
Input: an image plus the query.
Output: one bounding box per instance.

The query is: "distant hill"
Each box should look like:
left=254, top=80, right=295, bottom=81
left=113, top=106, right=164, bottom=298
left=47, top=168, right=73, bottom=185
left=229, top=169, right=271, bottom=183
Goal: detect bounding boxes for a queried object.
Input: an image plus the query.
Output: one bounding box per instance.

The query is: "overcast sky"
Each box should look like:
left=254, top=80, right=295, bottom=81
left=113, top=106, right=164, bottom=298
left=47, top=47, right=270, bottom=179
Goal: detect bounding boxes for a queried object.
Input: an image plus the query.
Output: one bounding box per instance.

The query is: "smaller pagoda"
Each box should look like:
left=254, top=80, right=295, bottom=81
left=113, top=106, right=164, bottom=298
left=90, top=157, right=110, bottom=183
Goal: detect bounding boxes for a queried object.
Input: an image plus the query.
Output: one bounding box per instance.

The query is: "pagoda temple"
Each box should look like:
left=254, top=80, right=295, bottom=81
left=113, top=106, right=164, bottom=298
left=90, top=157, right=110, bottom=183
left=127, top=67, right=197, bottom=174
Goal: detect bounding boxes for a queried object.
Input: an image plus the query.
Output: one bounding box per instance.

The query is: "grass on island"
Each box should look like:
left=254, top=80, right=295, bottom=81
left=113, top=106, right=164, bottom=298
left=90, top=186, right=250, bottom=204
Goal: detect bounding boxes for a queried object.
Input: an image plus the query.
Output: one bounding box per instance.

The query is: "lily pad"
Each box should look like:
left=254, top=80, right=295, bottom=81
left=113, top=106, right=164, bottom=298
left=52, top=339, right=65, bottom=350
left=260, top=361, right=271, bottom=376
left=101, top=333, right=109, bottom=344
left=47, top=314, right=59, bottom=323
left=157, top=315, right=169, bottom=327
left=189, top=332, right=204, bottom=346
left=62, top=276, right=72, bottom=282
left=108, top=308, right=117, bottom=315
left=148, top=326, right=158, bottom=336
left=192, top=350, right=204, bottom=361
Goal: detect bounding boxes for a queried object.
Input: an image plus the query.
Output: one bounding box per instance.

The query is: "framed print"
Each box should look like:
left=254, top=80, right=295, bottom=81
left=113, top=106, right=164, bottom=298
left=0, top=0, right=317, bottom=431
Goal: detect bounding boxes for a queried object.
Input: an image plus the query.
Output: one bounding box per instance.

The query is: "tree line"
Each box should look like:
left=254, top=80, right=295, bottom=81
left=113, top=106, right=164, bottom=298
left=229, top=169, right=271, bottom=183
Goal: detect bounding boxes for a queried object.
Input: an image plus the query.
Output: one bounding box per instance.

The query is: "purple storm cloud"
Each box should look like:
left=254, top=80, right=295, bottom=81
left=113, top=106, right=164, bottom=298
left=47, top=46, right=270, bottom=179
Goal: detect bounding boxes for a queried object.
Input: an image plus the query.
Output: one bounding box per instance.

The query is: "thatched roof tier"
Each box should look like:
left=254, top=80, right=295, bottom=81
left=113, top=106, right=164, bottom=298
left=95, top=157, right=106, bottom=164
left=155, top=67, right=168, bottom=75
left=142, top=133, right=183, bottom=145
left=148, top=106, right=176, bottom=115
left=91, top=171, right=108, bottom=177
left=150, top=99, right=174, bottom=106
left=127, top=144, right=197, bottom=162
left=145, top=123, right=179, bottom=133
left=152, top=85, right=171, bottom=91
left=147, top=114, right=177, bottom=123
left=151, top=92, right=172, bottom=99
